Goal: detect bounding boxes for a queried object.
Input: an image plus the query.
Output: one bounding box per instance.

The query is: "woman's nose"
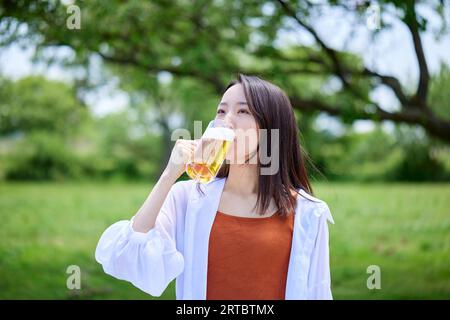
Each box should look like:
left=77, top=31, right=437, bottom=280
left=224, top=114, right=235, bottom=129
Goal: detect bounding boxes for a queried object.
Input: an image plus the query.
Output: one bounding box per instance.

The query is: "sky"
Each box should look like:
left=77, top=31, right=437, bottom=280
left=1, top=1, right=449, bottom=133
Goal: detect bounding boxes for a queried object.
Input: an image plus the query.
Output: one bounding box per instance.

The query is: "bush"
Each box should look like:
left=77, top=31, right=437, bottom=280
left=4, top=131, right=83, bottom=181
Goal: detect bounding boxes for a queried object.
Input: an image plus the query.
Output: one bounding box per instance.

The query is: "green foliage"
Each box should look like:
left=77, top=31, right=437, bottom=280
left=303, top=124, right=450, bottom=182
left=0, top=75, right=89, bottom=180
left=429, top=64, right=450, bottom=122
left=78, top=111, right=164, bottom=181
left=4, top=131, right=82, bottom=181
left=1, top=1, right=449, bottom=182
left=389, top=126, right=448, bottom=181
left=1, top=0, right=450, bottom=143
left=0, top=75, right=88, bottom=136
left=0, top=75, right=164, bottom=181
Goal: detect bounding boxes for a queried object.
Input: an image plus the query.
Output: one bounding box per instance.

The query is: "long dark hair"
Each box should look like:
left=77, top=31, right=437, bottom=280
left=197, top=73, right=313, bottom=218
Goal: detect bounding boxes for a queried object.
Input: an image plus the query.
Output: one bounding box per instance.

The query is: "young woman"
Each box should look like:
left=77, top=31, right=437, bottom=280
left=95, top=74, right=334, bottom=300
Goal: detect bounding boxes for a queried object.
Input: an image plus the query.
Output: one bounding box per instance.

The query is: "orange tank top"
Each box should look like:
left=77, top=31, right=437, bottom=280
left=206, top=209, right=295, bottom=300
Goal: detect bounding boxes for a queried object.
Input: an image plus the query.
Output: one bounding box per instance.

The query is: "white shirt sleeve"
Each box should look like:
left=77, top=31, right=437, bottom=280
left=95, top=182, right=185, bottom=297
left=307, top=202, right=334, bottom=300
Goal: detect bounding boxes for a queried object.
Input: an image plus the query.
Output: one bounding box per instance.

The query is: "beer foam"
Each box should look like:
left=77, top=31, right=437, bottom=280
left=202, top=127, right=235, bottom=141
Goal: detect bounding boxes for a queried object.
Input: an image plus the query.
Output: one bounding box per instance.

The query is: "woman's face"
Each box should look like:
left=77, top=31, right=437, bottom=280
left=215, top=84, right=259, bottom=164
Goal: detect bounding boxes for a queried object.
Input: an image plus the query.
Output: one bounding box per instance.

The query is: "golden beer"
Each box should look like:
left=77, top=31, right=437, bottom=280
left=186, top=125, right=235, bottom=183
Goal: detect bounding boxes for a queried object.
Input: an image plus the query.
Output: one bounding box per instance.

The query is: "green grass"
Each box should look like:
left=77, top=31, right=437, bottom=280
left=0, top=181, right=449, bottom=299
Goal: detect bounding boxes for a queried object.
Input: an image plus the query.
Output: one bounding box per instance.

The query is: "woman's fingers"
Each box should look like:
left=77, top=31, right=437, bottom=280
left=180, top=145, right=195, bottom=161
left=177, top=139, right=197, bottom=147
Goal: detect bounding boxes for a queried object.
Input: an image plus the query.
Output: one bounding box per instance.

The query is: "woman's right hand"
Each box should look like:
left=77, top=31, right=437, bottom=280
left=133, top=138, right=198, bottom=233
left=164, top=139, right=198, bottom=180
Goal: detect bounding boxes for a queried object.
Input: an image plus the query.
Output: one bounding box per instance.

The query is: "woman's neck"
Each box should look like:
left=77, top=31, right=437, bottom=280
left=225, top=164, right=259, bottom=195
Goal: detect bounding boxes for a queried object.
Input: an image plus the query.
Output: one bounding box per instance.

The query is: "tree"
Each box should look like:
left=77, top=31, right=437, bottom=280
left=1, top=0, right=449, bottom=141
left=0, top=75, right=89, bottom=180
left=0, top=75, right=88, bottom=136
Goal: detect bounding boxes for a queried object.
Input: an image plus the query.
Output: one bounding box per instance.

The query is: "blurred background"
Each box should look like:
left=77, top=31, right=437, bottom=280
left=0, top=0, right=449, bottom=299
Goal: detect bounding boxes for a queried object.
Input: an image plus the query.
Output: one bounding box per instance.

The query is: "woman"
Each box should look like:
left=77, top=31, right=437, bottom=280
left=95, top=74, right=334, bottom=300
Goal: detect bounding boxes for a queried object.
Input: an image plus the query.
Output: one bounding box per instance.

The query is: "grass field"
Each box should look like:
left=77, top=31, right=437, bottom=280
left=0, top=181, right=449, bottom=299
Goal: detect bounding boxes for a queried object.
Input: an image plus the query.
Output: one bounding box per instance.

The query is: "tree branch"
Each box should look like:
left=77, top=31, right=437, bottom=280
left=273, top=0, right=450, bottom=139
left=276, top=0, right=350, bottom=88
left=290, top=95, right=450, bottom=140
left=97, top=52, right=226, bottom=93
left=361, top=68, right=410, bottom=106
left=405, top=0, right=430, bottom=107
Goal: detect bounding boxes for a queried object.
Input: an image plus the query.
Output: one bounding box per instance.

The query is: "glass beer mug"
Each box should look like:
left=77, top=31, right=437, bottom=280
left=185, top=119, right=235, bottom=183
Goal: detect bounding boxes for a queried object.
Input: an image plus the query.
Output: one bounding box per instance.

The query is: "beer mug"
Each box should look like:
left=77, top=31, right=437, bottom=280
left=186, top=119, right=235, bottom=183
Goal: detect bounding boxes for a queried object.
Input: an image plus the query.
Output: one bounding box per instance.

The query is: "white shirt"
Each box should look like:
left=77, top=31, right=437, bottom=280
left=95, top=176, right=335, bottom=300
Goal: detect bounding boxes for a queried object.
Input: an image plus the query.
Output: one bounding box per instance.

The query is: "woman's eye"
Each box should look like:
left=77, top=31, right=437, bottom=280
left=217, top=109, right=225, bottom=114
left=238, top=109, right=250, bottom=114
